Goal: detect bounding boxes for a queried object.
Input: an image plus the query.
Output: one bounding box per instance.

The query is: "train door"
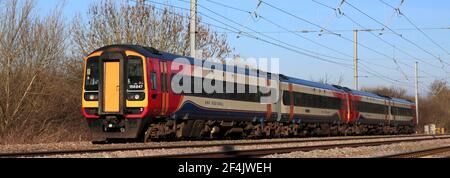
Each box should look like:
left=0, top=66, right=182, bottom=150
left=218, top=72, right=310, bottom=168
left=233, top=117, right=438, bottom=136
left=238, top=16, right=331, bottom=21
left=103, top=61, right=121, bottom=113
left=391, top=102, right=396, bottom=123
left=147, top=60, right=170, bottom=117
left=341, top=93, right=350, bottom=123
left=148, top=59, right=160, bottom=116
left=347, top=94, right=358, bottom=123
left=99, top=52, right=125, bottom=115
left=263, top=78, right=280, bottom=122
left=148, top=60, right=170, bottom=117
left=386, top=100, right=391, bottom=124
left=273, top=80, right=282, bottom=122
left=160, top=61, right=170, bottom=116
left=288, top=83, right=295, bottom=122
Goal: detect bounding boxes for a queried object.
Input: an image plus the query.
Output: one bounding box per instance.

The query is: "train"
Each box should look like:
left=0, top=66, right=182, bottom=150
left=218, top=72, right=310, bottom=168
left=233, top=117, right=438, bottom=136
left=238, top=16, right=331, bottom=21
left=82, top=44, right=416, bottom=143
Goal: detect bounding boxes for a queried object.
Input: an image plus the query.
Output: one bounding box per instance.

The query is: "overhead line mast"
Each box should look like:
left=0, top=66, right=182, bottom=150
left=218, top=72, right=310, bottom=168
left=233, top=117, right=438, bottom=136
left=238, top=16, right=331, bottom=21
left=415, top=62, right=419, bottom=126
left=354, top=30, right=358, bottom=90
left=190, top=0, right=197, bottom=58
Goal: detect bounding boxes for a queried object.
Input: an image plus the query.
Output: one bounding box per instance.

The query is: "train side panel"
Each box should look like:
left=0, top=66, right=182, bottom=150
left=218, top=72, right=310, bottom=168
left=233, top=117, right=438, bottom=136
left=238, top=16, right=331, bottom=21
left=168, top=61, right=271, bottom=122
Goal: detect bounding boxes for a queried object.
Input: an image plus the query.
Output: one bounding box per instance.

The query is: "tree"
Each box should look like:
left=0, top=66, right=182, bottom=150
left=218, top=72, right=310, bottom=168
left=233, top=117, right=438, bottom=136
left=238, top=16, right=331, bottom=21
left=0, top=0, right=90, bottom=144
left=361, top=86, right=411, bottom=100
left=420, top=80, right=450, bottom=130
left=311, top=74, right=344, bottom=86
left=361, top=81, right=450, bottom=132
left=71, top=0, right=233, bottom=59
left=0, top=0, right=235, bottom=144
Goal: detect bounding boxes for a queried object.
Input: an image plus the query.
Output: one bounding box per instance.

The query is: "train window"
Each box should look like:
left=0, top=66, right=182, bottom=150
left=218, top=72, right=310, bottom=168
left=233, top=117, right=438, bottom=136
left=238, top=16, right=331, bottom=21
left=357, top=102, right=388, bottom=114
left=283, top=91, right=291, bottom=105
left=281, top=91, right=342, bottom=109
left=294, top=92, right=302, bottom=106
left=181, top=76, right=264, bottom=103
left=85, top=57, right=99, bottom=91
left=391, top=107, right=413, bottom=116
left=312, top=93, right=337, bottom=109
left=161, top=73, right=168, bottom=92
left=150, top=72, right=157, bottom=90
left=127, top=57, right=144, bottom=90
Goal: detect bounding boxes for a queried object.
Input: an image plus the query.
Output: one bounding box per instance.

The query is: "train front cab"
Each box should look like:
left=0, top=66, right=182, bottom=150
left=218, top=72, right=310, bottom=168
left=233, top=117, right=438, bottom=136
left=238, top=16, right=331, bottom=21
left=82, top=48, right=150, bottom=142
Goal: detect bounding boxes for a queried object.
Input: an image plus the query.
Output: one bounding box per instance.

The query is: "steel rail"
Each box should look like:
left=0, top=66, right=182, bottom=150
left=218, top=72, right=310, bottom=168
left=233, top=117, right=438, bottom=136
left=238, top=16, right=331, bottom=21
left=142, top=135, right=450, bottom=158
left=380, top=145, right=450, bottom=158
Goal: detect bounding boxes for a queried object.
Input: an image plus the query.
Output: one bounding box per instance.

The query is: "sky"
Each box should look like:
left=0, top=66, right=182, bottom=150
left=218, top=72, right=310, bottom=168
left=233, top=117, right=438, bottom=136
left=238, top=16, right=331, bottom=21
left=35, top=0, right=450, bottom=96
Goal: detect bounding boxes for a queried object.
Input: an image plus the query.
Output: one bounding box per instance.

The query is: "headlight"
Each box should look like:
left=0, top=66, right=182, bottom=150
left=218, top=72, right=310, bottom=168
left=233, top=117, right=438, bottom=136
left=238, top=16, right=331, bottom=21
left=84, top=93, right=99, bottom=101
left=127, top=92, right=145, bottom=101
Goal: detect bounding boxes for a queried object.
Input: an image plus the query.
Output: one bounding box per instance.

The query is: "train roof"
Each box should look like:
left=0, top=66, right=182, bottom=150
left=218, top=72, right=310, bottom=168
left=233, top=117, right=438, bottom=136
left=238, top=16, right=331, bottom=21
left=92, top=44, right=274, bottom=78
left=391, top=98, right=414, bottom=105
left=91, top=44, right=181, bottom=59
left=349, top=89, right=414, bottom=104
left=349, top=90, right=388, bottom=100
left=279, top=75, right=344, bottom=92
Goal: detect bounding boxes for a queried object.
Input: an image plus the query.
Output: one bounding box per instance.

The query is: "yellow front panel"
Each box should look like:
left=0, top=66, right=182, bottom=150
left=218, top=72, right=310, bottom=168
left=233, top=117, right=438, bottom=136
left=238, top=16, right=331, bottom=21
left=82, top=51, right=102, bottom=109
left=104, top=62, right=120, bottom=112
left=125, top=51, right=148, bottom=108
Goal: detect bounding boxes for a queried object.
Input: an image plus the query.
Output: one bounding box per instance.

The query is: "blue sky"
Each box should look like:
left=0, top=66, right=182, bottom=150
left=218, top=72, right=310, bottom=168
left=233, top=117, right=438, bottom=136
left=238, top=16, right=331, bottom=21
left=35, top=0, right=450, bottom=95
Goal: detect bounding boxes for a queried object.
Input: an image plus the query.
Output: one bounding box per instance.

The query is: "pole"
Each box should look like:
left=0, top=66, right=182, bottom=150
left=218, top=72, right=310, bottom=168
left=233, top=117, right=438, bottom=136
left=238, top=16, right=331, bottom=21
left=353, top=30, right=358, bottom=90
left=190, top=0, right=197, bottom=58
left=415, top=61, right=419, bottom=125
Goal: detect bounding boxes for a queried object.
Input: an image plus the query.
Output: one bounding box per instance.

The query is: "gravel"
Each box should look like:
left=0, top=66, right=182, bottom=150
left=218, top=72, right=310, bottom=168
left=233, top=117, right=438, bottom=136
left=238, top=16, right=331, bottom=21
left=39, top=136, right=450, bottom=158
left=1, top=135, right=448, bottom=158
left=264, top=138, right=450, bottom=158
left=426, top=151, right=450, bottom=158
left=0, top=135, right=401, bottom=154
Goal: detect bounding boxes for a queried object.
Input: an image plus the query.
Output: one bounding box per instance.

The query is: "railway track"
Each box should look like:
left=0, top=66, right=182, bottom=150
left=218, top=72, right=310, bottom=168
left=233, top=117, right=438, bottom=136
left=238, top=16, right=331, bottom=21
left=142, top=135, right=450, bottom=158
left=380, top=145, right=450, bottom=158
left=1, top=134, right=447, bottom=158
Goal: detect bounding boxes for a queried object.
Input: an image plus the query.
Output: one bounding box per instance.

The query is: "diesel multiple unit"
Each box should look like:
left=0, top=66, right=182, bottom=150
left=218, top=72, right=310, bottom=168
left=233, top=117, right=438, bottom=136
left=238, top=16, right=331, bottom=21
left=82, top=45, right=416, bottom=142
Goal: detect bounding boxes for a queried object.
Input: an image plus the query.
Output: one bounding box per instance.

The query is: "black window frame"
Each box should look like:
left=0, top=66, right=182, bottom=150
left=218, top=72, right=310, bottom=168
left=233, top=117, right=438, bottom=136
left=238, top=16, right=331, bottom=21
left=356, top=101, right=389, bottom=115
left=282, top=90, right=342, bottom=110
left=84, top=56, right=100, bottom=91
left=171, top=75, right=266, bottom=103
left=127, top=56, right=145, bottom=91
left=150, top=72, right=157, bottom=90
left=391, top=107, right=413, bottom=116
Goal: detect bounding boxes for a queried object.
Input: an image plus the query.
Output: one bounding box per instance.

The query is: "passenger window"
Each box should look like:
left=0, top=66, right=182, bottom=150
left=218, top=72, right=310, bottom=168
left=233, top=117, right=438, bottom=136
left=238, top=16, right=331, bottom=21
left=283, top=92, right=289, bottom=105
left=150, top=72, right=157, bottom=90
left=85, top=57, right=99, bottom=91
left=127, top=57, right=144, bottom=90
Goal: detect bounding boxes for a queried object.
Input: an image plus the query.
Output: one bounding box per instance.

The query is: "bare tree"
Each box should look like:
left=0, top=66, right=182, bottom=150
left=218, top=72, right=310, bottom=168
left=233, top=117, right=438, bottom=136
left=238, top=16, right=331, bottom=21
left=0, top=0, right=235, bottom=144
left=311, top=73, right=344, bottom=86
left=0, top=0, right=89, bottom=144
left=363, top=81, right=450, bottom=132
left=420, top=80, right=450, bottom=130
left=361, top=86, right=410, bottom=100
left=71, top=0, right=233, bottom=59
left=428, top=79, right=448, bottom=97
